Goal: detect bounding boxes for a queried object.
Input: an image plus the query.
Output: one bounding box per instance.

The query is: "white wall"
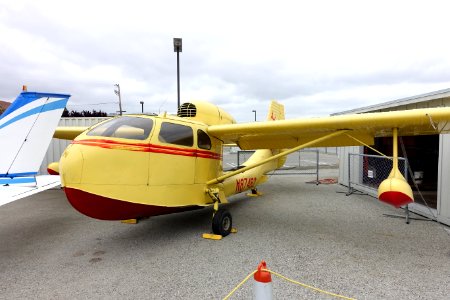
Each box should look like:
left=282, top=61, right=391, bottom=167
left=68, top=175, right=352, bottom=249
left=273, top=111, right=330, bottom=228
left=338, top=146, right=362, bottom=186
left=437, top=134, right=450, bottom=225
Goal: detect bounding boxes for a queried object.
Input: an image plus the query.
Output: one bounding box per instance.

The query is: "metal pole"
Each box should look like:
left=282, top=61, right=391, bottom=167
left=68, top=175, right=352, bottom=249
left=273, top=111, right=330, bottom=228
left=347, top=153, right=351, bottom=195
left=114, top=84, right=123, bottom=116
left=140, top=101, right=144, bottom=113
left=404, top=158, right=408, bottom=181
left=119, top=91, right=122, bottom=116
left=316, top=150, right=319, bottom=185
left=173, top=38, right=182, bottom=111
left=252, top=110, right=256, bottom=121
left=176, top=50, right=180, bottom=109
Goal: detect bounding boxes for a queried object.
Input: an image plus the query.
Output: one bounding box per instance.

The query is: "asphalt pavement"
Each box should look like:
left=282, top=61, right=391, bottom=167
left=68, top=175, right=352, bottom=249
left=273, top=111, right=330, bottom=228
left=1, top=169, right=450, bottom=299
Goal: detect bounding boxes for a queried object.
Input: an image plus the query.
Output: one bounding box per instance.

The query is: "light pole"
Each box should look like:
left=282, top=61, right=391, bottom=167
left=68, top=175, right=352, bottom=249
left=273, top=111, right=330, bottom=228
left=140, top=101, right=144, bottom=113
left=173, top=38, right=182, bottom=110
left=252, top=110, right=256, bottom=121
left=114, top=84, right=124, bottom=116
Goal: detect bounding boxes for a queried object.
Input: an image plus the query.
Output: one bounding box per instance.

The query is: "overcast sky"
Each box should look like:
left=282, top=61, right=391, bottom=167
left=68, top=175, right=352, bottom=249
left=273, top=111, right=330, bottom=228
left=1, top=0, right=449, bottom=122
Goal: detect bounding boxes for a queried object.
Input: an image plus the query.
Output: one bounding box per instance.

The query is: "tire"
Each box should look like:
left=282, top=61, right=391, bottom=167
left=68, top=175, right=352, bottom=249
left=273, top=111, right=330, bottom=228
left=212, top=209, right=232, bottom=237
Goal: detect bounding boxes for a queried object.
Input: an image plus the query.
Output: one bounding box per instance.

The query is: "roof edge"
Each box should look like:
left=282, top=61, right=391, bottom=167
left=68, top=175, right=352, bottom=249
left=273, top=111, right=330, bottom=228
left=332, top=87, right=450, bottom=115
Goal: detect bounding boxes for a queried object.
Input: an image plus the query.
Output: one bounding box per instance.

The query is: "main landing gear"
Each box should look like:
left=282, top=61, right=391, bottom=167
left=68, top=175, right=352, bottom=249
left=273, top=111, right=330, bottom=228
left=203, top=188, right=237, bottom=240
left=247, top=188, right=262, bottom=197
left=212, top=208, right=232, bottom=236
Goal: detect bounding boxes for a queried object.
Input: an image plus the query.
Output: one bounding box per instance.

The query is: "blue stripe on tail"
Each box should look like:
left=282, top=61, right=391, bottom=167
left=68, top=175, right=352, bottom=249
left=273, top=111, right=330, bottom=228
left=0, top=172, right=38, bottom=178
left=0, top=92, right=70, bottom=121
left=0, top=98, right=68, bottom=130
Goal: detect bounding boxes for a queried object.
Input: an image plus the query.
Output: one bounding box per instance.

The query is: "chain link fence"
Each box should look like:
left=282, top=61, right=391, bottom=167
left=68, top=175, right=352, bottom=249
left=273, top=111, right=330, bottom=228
left=236, top=150, right=320, bottom=180
left=347, top=153, right=408, bottom=196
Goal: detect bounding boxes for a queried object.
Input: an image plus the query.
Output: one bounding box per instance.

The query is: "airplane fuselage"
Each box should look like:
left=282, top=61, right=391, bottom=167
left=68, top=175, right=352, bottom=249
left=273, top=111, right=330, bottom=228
left=59, top=113, right=278, bottom=220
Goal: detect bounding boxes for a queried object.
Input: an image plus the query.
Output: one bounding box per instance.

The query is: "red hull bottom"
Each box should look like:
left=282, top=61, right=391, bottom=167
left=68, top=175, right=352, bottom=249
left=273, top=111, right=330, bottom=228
left=64, top=187, right=202, bottom=220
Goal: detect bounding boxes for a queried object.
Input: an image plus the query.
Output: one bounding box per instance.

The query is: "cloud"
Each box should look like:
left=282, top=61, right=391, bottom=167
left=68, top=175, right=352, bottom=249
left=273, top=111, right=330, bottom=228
left=0, top=0, right=450, bottom=122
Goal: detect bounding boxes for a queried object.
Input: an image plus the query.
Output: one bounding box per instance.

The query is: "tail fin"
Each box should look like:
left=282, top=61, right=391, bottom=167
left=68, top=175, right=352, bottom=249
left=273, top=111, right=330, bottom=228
left=266, top=100, right=285, bottom=121
left=0, top=91, right=70, bottom=186
left=266, top=100, right=286, bottom=168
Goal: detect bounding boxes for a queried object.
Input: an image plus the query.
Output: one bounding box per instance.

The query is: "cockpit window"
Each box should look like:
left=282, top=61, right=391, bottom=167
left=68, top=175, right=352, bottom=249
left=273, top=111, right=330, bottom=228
left=197, top=130, right=211, bottom=150
left=87, top=116, right=153, bottom=140
left=159, top=122, right=193, bottom=146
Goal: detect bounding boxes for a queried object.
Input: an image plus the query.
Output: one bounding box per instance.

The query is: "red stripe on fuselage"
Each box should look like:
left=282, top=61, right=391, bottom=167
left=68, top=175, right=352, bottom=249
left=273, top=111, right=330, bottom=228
left=64, top=187, right=202, bottom=220
left=72, top=139, right=221, bottom=160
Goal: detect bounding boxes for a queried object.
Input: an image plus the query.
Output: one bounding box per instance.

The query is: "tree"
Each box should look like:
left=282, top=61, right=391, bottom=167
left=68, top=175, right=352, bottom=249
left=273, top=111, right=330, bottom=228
left=62, top=108, right=107, bottom=117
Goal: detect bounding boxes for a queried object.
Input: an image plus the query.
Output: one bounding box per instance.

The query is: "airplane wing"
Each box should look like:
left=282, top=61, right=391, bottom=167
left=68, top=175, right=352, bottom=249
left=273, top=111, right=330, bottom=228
left=0, top=91, right=70, bottom=206
left=53, top=126, right=90, bottom=140
left=207, top=106, right=450, bottom=149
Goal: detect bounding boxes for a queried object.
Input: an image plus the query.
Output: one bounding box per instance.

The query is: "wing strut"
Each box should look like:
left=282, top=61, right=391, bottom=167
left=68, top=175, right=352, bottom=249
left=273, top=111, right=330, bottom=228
left=207, top=129, right=349, bottom=185
left=345, top=133, right=388, bottom=158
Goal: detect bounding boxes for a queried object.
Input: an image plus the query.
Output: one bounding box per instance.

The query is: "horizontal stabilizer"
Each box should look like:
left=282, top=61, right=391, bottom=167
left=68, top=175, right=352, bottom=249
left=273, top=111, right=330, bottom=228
left=0, top=175, right=61, bottom=206
left=0, top=175, right=37, bottom=186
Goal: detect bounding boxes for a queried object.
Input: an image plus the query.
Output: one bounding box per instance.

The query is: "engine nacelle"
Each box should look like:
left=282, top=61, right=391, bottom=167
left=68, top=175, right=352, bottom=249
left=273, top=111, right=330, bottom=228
left=177, top=101, right=236, bottom=125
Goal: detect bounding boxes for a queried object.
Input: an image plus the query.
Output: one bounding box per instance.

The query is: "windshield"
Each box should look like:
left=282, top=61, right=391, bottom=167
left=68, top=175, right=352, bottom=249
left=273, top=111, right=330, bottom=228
left=87, top=116, right=153, bottom=140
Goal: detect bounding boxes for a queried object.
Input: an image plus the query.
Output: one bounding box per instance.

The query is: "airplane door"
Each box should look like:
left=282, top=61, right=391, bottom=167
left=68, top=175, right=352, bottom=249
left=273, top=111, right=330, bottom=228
left=148, top=121, right=195, bottom=185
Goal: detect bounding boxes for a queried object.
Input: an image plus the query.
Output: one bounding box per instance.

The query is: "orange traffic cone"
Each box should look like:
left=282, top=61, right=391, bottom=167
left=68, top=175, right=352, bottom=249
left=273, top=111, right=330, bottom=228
left=253, top=260, right=273, bottom=300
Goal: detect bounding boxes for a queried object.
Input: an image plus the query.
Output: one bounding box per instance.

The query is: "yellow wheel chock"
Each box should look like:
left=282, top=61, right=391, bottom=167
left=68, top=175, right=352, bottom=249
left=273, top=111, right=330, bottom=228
left=121, top=219, right=138, bottom=224
left=247, top=188, right=262, bottom=197
left=202, top=228, right=238, bottom=240
left=202, top=233, right=223, bottom=240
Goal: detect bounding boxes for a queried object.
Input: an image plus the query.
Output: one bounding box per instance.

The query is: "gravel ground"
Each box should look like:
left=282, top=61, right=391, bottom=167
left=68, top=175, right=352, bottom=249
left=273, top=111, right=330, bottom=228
left=1, top=169, right=449, bottom=299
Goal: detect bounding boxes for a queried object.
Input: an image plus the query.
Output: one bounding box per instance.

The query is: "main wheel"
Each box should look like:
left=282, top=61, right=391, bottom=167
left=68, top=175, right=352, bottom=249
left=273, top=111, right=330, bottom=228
left=212, top=209, right=232, bottom=237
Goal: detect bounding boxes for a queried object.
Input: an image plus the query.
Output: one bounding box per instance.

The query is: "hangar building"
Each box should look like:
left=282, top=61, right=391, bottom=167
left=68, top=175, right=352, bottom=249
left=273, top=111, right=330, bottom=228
left=334, top=88, right=450, bottom=226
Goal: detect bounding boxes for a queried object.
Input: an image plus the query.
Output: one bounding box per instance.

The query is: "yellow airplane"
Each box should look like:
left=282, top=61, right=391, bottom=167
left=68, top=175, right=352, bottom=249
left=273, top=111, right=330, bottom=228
left=47, top=100, right=450, bottom=238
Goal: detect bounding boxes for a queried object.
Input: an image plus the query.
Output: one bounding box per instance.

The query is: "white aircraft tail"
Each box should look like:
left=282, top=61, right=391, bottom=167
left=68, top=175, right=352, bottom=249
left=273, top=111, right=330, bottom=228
left=0, top=91, right=70, bottom=205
